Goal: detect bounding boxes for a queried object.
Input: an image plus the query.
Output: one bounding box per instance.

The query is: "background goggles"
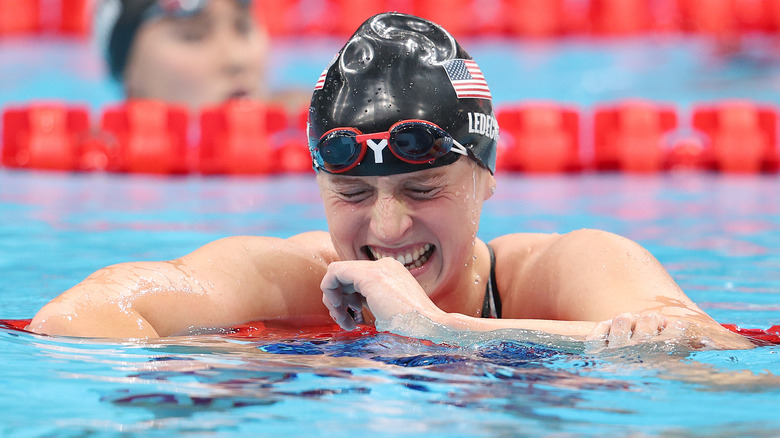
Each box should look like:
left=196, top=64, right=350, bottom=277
left=314, top=120, right=468, bottom=174
left=144, top=0, right=251, bottom=21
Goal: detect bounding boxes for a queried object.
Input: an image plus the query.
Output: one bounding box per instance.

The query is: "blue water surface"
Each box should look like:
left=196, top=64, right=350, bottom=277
left=1, top=169, right=779, bottom=437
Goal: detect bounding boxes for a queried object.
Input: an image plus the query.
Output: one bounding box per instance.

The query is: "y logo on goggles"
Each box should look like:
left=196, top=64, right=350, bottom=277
left=366, top=139, right=388, bottom=164
left=314, top=120, right=468, bottom=174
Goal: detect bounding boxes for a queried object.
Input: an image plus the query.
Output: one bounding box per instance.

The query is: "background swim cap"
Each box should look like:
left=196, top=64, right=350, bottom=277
left=94, top=0, right=157, bottom=81
left=308, top=12, right=498, bottom=176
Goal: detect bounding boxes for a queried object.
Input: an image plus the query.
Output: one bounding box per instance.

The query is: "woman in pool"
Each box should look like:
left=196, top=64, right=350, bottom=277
left=95, top=0, right=268, bottom=111
left=30, top=13, right=754, bottom=350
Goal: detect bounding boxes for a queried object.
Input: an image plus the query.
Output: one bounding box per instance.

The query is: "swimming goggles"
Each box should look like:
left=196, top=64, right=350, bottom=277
left=313, top=120, right=468, bottom=174
left=144, top=0, right=251, bottom=21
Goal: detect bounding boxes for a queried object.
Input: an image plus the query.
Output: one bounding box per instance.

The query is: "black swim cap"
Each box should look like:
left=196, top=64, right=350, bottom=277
left=94, top=0, right=157, bottom=81
left=308, top=12, right=498, bottom=176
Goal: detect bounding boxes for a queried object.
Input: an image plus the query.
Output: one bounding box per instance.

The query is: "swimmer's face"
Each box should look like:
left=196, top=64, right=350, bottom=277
left=123, top=0, right=267, bottom=111
left=317, top=158, right=495, bottom=299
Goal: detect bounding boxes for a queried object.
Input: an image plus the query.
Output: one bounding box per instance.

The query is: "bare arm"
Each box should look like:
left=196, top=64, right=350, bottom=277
left=321, top=230, right=755, bottom=349
left=29, top=236, right=330, bottom=338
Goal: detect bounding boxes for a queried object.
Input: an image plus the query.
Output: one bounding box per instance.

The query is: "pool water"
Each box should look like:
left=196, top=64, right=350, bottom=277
left=1, top=170, right=779, bottom=436
left=2, top=34, right=780, bottom=436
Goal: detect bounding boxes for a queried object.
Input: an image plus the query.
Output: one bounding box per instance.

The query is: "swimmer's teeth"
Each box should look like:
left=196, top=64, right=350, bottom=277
left=370, top=244, right=432, bottom=269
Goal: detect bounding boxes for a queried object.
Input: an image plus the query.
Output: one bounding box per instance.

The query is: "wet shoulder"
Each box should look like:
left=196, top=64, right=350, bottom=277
left=488, top=232, right=560, bottom=264
left=486, top=233, right=564, bottom=318
left=287, top=231, right=340, bottom=264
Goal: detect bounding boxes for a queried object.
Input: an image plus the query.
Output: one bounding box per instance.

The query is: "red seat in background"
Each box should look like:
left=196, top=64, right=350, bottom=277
left=0, top=0, right=39, bottom=35
left=496, top=103, right=581, bottom=173
left=1, top=103, right=89, bottom=171
left=200, top=100, right=291, bottom=175
left=252, top=0, right=297, bottom=35
left=413, top=0, right=472, bottom=36
left=254, top=0, right=373, bottom=35
left=505, top=0, right=568, bottom=37
left=676, top=0, right=738, bottom=35
left=692, top=101, right=778, bottom=173
left=101, top=100, right=189, bottom=174
left=59, top=0, right=91, bottom=35
left=593, top=100, right=678, bottom=172
left=765, top=0, right=780, bottom=32
left=734, top=0, right=774, bottom=32
left=333, top=0, right=388, bottom=36
left=589, top=0, right=653, bottom=35
left=677, top=0, right=772, bottom=34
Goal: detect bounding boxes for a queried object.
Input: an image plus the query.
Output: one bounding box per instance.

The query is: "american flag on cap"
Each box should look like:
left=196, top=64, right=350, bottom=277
left=442, top=59, right=491, bottom=99
left=314, top=54, right=339, bottom=90
left=314, top=68, right=327, bottom=90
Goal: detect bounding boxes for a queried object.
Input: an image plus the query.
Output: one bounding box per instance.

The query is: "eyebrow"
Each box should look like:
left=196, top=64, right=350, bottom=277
left=398, top=168, right=452, bottom=186
left=163, top=12, right=211, bottom=26
left=404, top=171, right=449, bottom=185
left=329, top=169, right=451, bottom=187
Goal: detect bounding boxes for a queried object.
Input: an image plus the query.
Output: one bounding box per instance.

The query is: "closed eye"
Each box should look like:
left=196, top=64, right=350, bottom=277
left=337, top=189, right=372, bottom=202
left=406, top=186, right=441, bottom=200
left=172, top=23, right=211, bottom=42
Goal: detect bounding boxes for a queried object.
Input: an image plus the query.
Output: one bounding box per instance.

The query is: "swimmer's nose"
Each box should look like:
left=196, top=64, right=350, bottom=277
left=219, top=28, right=253, bottom=76
left=369, top=196, right=413, bottom=244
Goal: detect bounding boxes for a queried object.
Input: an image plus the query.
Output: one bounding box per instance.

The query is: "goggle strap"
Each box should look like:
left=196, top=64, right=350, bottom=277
left=451, top=139, right=468, bottom=156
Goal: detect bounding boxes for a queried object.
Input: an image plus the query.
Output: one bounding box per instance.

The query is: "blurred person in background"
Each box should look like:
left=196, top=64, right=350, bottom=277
left=94, top=0, right=269, bottom=111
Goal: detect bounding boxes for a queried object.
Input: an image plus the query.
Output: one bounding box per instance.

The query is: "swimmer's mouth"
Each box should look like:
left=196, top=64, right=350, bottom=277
left=227, top=90, right=250, bottom=100
left=363, top=244, right=435, bottom=270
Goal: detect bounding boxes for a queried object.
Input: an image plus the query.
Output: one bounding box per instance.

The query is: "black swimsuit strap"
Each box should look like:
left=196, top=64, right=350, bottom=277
left=481, top=243, right=503, bottom=319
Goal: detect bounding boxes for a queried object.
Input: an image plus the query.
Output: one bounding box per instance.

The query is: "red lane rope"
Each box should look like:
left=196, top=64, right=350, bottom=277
left=720, top=324, right=780, bottom=346
left=2, top=319, right=778, bottom=345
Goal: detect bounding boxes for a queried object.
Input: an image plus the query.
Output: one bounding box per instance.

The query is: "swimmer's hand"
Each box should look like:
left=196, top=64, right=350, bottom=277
left=585, top=312, right=755, bottom=350
left=585, top=313, right=672, bottom=349
left=321, top=258, right=444, bottom=331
